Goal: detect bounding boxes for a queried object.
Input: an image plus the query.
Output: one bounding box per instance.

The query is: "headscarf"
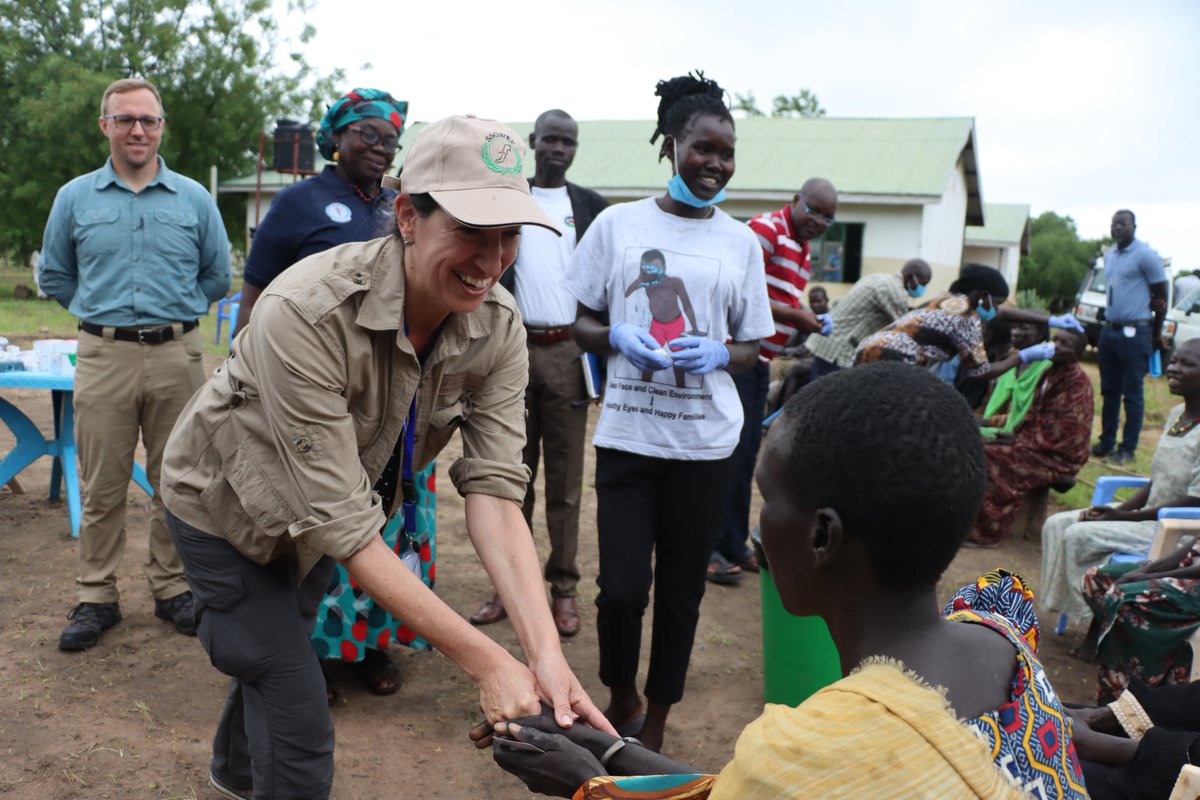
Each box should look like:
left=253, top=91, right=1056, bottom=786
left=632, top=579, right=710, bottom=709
left=315, top=88, right=408, bottom=160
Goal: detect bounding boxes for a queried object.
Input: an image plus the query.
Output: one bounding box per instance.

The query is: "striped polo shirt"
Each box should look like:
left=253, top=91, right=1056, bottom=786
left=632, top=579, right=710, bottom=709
left=747, top=205, right=811, bottom=363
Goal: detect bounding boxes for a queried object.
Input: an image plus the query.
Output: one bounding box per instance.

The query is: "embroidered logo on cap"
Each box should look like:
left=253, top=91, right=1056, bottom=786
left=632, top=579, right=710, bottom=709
left=481, top=132, right=523, bottom=175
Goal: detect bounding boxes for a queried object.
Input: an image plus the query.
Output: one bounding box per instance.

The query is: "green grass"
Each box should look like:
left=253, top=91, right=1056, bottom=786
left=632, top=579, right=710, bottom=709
left=1, top=267, right=243, bottom=357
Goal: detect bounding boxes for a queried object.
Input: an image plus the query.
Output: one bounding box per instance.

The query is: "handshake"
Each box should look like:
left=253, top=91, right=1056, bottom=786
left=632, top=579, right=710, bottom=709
left=609, top=322, right=730, bottom=375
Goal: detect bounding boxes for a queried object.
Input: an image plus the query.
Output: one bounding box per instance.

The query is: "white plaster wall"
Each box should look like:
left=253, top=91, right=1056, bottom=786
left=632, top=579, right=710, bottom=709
left=918, top=157, right=969, bottom=293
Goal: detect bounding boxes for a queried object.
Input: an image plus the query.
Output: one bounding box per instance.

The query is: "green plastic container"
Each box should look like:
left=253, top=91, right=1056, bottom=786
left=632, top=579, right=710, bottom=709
left=759, top=565, right=842, bottom=706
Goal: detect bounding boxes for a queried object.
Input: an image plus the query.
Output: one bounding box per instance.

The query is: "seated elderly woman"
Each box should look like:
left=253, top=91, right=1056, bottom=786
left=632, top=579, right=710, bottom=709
left=966, top=323, right=1093, bottom=546
left=481, top=364, right=1087, bottom=799
left=1040, top=339, right=1200, bottom=631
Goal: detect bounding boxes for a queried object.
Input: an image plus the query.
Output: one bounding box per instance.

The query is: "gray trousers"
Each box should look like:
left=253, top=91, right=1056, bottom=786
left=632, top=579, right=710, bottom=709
left=167, top=511, right=336, bottom=800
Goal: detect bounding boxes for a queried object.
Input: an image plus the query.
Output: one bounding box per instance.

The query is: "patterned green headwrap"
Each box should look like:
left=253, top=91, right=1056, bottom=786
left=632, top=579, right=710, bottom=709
left=316, top=88, right=408, bottom=160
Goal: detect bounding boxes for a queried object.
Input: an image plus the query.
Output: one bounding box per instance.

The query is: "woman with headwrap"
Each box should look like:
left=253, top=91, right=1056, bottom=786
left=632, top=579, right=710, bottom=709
left=235, top=88, right=408, bottom=330
left=235, top=89, right=422, bottom=701
left=853, top=262, right=1084, bottom=381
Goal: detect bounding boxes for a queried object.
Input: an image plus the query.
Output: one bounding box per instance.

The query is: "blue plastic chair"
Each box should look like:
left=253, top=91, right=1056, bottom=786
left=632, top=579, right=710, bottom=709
left=1055, top=476, right=1200, bottom=634
left=214, top=290, right=242, bottom=345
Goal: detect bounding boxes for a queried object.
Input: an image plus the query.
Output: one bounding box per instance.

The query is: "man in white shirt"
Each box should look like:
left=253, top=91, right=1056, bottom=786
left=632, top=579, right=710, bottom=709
left=472, top=110, right=608, bottom=636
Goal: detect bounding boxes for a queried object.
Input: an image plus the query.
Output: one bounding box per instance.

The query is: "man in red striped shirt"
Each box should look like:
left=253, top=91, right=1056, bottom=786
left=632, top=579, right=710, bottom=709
left=708, top=178, right=838, bottom=584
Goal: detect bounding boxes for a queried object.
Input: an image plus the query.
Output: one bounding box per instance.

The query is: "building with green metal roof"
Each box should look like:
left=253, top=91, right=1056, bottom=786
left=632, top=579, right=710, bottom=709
left=965, top=203, right=1033, bottom=295
left=222, top=116, right=1017, bottom=297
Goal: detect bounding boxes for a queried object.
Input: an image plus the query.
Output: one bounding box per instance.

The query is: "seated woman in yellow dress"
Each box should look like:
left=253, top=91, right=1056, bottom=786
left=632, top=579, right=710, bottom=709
left=479, top=363, right=1087, bottom=799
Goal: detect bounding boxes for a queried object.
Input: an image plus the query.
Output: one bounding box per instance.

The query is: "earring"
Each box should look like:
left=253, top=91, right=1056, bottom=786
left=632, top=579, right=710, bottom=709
left=332, top=150, right=340, bottom=162
left=402, top=237, right=414, bottom=247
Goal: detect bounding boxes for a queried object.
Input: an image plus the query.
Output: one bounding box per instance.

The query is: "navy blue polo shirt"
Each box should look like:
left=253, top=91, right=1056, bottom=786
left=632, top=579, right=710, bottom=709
left=243, top=165, right=395, bottom=289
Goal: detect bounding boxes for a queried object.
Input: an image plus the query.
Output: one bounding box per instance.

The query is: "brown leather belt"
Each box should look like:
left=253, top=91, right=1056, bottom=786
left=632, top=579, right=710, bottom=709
left=524, top=324, right=573, bottom=346
left=80, top=320, right=198, bottom=344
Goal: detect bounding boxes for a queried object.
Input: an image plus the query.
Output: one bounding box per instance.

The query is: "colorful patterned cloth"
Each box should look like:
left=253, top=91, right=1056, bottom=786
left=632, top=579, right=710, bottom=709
left=1041, top=403, right=1200, bottom=621
left=574, top=572, right=1084, bottom=799
left=944, top=570, right=1088, bottom=799
left=312, top=461, right=437, bottom=657
left=575, top=775, right=716, bottom=800
left=1083, top=544, right=1200, bottom=702
left=972, top=362, right=1094, bottom=544
left=315, top=88, right=408, bottom=160
left=853, top=292, right=989, bottom=376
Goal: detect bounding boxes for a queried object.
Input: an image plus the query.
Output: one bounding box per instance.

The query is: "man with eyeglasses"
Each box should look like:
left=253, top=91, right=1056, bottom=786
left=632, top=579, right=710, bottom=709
left=708, top=178, right=838, bottom=584
left=39, top=77, right=231, bottom=652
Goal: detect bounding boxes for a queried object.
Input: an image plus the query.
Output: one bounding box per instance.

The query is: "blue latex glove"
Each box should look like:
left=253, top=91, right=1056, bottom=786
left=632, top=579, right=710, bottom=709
left=816, top=313, right=834, bottom=336
left=1048, top=313, right=1085, bottom=333
left=1019, top=342, right=1057, bottom=363
left=609, top=322, right=671, bottom=373
left=667, top=336, right=730, bottom=375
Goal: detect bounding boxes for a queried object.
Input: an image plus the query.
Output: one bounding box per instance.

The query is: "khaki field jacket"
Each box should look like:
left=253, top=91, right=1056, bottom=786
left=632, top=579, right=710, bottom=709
left=163, top=236, right=531, bottom=580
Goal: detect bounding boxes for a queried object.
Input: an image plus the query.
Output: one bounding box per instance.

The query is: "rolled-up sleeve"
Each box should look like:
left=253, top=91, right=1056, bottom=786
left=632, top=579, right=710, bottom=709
left=448, top=312, right=531, bottom=502
left=247, top=295, right=384, bottom=560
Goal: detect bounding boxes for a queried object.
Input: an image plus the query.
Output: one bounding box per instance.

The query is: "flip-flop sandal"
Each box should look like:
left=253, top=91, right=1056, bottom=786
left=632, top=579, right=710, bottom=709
left=735, top=554, right=761, bottom=573
left=357, top=650, right=403, bottom=696
left=706, top=556, right=743, bottom=585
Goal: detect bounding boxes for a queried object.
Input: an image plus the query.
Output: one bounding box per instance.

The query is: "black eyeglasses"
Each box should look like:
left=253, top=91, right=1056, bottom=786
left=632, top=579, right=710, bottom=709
left=104, top=114, right=163, bottom=132
left=347, top=126, right=399, bottom=152
left=799, top=193, right=836, bottom=226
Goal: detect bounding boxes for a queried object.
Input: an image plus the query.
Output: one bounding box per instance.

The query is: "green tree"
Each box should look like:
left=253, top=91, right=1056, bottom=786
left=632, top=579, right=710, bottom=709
left=1018, top=211, right=1110, bottom=306
left=0, top=0, right=342, bottom=258
left=771, top=89, right=825, bottom=118
left=732, top=89, right=826, bottom=118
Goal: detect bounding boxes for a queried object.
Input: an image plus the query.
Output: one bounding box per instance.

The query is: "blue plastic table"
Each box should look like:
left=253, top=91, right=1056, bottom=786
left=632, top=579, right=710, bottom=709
left=0, top=369, right=152, bottom=537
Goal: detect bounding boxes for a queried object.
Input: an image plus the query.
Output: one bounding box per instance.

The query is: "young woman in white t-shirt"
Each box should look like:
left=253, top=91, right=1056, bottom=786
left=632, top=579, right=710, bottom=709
left=563, top=72, right=774, bottom=752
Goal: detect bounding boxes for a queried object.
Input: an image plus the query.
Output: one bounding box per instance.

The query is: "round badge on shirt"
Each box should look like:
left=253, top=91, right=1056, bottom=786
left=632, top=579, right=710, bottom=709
left=325, top=202, right=352, bottom=224
left=564, top=215, right=576, bottom=228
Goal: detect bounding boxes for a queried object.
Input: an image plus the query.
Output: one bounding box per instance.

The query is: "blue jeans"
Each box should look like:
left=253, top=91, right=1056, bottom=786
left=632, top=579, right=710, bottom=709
left=713, top=361, right=770, bottom=563
left=1097, top=323, right=1153, bottom=454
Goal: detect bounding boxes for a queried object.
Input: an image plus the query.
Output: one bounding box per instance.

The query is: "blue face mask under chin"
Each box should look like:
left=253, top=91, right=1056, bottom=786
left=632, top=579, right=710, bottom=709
left=977, top=300, right=998, bottom=321
left=907, top=283, right=926, bottom=299
left=666, top=148, right=726, bottom=208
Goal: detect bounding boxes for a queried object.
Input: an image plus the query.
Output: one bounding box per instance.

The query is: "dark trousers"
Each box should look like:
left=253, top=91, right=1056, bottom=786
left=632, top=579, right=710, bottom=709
left=810, top=355, right=842, bottom=382
left=713, top=362, right=769, bottom=562
left=1097, top=324, right=1153, bottom=454
left=522, top=339, right=589, bottom=597
left=167, top=511, right=336, bottom=800
left=594, top=447, right=735, bottom=705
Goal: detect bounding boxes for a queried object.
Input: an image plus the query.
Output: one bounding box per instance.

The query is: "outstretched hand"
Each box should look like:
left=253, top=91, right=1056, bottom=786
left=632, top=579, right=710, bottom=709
left=492, top=723, right=605, bottom=798
left=530, top=654, right=617, bottom=736
left=1048, top=313, right=1085, bottom=333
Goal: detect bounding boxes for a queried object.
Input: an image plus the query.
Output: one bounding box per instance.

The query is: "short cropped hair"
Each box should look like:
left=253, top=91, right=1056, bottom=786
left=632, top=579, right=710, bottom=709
left=100, top=78, right=163, bottom=117
left=777, top=362, right=986, bottom=589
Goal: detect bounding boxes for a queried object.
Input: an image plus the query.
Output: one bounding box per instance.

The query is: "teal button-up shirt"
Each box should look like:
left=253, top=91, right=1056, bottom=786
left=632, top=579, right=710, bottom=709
left=39, top=157, right=231, bottom=326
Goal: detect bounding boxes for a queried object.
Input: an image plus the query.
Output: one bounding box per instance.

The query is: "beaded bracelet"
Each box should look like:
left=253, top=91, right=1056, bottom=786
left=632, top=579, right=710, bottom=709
left=1109, top=691, right=1153, bottom=741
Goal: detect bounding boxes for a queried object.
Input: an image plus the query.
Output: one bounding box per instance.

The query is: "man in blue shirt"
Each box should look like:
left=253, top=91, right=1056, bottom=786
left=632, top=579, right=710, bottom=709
left=39, top=78, right=231, bottom=651
left=1094, top=209, right=1167, bottom=464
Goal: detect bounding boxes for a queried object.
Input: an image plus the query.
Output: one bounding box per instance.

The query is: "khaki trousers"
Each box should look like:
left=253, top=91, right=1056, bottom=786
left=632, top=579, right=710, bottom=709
left=521, top=339, right=589, bottom=598
left=73, top=325, right=206, bottom=603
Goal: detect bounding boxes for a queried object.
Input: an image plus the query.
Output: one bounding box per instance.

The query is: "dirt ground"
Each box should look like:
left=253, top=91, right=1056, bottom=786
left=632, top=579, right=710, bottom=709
left=0, top=353, right=1112, bottom=799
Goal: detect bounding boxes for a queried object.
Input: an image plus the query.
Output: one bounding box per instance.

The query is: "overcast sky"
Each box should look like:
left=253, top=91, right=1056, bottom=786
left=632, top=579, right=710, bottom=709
left=277, top=0, right=1199, bottom=267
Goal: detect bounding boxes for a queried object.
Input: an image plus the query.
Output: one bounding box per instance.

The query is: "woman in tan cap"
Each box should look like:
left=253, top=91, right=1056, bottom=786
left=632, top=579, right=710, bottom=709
left=160, top=115, right=612, bottom=800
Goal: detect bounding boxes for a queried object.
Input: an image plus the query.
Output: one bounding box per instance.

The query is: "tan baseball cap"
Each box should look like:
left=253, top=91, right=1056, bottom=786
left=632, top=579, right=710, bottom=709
left=382, top=115, right=559, bottom=235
